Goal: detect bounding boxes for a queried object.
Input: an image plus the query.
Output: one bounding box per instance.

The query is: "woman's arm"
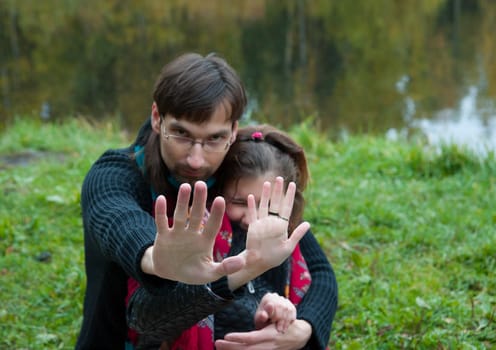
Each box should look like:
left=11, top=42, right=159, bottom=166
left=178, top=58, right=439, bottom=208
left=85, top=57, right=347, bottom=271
left=215, top=230, right=337, bottom=350
left=296, top=230, right=338, bottom=349
left=226, top=179, right=310, bottom=291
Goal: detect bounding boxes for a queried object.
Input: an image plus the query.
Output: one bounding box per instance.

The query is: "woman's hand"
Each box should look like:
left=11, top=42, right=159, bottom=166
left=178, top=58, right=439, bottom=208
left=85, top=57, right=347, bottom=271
left=215, top=319, right=312, bottom=350
left=244, top=176, right=310, bottom=272
left=227, top=177, right=310, bottom=291
left=254, top=293, right=296, bottom=333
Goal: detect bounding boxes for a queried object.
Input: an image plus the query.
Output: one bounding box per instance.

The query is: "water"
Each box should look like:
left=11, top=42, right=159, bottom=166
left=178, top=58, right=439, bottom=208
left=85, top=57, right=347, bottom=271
left=2, top=1, right=496, bottom=150
left=388, top=81, right=496, bottom=157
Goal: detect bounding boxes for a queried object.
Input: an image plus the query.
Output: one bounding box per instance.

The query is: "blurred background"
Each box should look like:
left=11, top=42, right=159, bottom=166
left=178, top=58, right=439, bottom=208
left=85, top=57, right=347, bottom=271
left=1, top=0, right=495, bottom=151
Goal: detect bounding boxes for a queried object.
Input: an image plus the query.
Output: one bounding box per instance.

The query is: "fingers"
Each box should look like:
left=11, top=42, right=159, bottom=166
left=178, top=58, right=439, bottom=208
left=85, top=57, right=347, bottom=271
left=202, top=196, right=225, bottom=238
left=288, top=221, right=310, bottom=246
left=222, top=328, right=274, bottom=344
left=262, top=302, right=275, bottom=318
left=246, top=194, right=257, bottom=224
left=173, top=181, right=219, bottom=234
left=218, top=255, right=246, bottom=275
left=258, top=181, right=271, bottom=218
left=214, top=339, right=241, bottom=350
left=188, top=181, right=207, bottom=229
left=268, top=177, right=284, bottom=214
left=201, top=257, right=245, bottom=283
left=154, top=195, right=170, bottom=234
left=273, top=298, right=296, bottom=332
left=279, top=181, right=296, bottom=221
left=172, top=183, right=192, bottom=228
left=258, top=293, right=296, bottom=333
left=248, top=177, right=297, bottom=223
left=254, top=309, right=270, bottom=330
left=254, top=299, right=272, bottom=329
left=266, top=177, right=296, bottom=222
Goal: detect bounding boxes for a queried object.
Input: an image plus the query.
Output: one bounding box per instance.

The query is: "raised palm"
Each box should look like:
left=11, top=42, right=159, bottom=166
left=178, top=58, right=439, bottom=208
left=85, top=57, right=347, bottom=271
left=151, top=181, right=244, bottom=284
left=244, top=177, right=310, bottom=271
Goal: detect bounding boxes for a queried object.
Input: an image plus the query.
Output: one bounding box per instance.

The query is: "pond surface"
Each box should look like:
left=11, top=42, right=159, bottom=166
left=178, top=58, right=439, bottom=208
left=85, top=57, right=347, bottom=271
left=390, top=85, right=496, bottom=155
left=1, top=1, right=496, bottom=152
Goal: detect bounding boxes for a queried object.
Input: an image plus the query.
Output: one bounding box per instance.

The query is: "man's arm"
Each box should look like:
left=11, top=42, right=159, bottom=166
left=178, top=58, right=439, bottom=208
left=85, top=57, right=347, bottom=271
left=82, top=151, right=243, bottom=291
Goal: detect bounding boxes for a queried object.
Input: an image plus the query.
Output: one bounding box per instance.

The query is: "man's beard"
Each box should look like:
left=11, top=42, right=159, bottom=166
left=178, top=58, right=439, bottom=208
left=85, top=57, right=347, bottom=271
left=171, top=165, right=212, bottom=186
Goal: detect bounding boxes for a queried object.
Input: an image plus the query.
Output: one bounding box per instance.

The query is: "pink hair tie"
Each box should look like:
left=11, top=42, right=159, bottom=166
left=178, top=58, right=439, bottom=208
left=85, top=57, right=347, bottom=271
left=251, top=131, right=263, bottom=140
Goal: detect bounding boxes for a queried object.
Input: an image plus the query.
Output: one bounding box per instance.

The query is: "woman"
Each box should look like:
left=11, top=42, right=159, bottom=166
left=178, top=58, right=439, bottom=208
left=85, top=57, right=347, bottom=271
left=214, top=125, right=337, bottom=349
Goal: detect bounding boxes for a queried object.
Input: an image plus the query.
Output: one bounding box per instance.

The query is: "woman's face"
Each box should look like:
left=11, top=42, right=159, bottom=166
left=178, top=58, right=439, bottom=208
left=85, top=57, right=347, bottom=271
left=224, top=173, right=276, bottom=231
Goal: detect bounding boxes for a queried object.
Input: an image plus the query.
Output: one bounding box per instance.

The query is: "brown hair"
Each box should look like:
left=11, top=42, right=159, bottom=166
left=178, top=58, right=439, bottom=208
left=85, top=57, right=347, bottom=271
left=217, top=124, right=309, bottom=232
left=144, top=53, right=247, bottom=195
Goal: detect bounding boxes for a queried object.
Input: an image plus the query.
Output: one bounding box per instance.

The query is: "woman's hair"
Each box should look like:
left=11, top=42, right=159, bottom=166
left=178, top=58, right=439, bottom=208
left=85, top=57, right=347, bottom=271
left=144, top=53, right=247, bottom=195
left=217, top=124, right=309, bottom=232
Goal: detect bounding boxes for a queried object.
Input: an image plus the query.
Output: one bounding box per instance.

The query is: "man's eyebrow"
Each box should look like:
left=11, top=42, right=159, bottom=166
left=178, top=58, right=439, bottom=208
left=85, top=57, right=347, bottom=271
left=209, top=130, right=231, bottom=137
left=167, top=121, right=187, bottom=131
left=168, top=121, right=231, bottom=137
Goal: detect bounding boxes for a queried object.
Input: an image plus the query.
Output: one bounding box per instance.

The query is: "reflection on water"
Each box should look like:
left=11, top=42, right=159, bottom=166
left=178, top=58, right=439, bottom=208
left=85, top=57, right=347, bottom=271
left=2, top=1, right=496, bottom=141
left=388, top=85, right=496, bottom=157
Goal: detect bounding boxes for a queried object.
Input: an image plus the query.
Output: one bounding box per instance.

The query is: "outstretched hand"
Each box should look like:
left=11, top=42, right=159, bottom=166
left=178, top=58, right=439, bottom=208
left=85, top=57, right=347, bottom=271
left=143, top=181, right=245, bottom=284
left=244, top=176, right=310, bottom=272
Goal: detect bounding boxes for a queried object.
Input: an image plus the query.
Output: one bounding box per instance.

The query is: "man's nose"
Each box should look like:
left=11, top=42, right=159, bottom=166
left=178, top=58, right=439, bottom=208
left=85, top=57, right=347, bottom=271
left=186, top=143, right=206, bottom=169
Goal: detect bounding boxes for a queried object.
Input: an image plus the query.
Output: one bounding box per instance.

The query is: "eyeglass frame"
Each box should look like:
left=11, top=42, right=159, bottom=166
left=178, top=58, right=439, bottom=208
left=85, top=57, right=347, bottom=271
left=159, top=117, right=234, bottom=153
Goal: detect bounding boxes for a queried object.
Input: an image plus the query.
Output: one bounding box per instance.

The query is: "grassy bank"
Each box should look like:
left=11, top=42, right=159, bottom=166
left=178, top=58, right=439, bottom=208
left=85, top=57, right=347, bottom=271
left=1, top=118, right=495, bottom=349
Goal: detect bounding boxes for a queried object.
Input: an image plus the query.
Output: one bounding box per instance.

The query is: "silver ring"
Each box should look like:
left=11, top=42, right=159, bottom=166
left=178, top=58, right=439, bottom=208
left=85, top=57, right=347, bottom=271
left=268, top=210, right=278, bottom=216
left=278, top=215, right=289, bottom=222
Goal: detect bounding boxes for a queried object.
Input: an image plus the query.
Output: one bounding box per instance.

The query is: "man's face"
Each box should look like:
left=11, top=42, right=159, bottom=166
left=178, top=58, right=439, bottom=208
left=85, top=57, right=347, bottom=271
left=151, top=102, right=238, bottom=186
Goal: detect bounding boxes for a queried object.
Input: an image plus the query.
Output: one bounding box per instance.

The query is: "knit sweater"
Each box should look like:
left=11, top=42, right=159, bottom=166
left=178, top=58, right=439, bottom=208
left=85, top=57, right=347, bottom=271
left=75, top=120, right=338, bottom=349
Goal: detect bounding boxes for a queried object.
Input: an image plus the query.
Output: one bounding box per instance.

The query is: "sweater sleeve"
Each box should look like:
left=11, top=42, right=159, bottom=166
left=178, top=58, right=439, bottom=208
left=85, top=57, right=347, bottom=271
left=127, top=279, right=233, bottom=349
left=81, top=148, right=170, bottom=290
left=296, top=230, right=338, bottom=350
left=82, top=148, right=225, bottom=294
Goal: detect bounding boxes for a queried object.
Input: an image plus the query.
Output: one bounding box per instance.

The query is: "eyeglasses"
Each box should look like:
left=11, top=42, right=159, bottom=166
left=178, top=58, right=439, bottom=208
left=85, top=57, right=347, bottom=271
left=162, top=127, right=232, bottom=153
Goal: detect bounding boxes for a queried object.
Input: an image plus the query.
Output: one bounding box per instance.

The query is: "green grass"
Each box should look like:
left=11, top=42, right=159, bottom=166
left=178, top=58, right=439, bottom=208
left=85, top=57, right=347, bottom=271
left=1, top=117, right=495, bottom=349
left=0, top=117, right=128, bottom=349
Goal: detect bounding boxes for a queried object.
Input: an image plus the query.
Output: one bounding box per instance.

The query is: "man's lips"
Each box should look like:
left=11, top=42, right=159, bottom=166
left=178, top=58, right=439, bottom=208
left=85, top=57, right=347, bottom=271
left=178, top=169, right=205, bottom=179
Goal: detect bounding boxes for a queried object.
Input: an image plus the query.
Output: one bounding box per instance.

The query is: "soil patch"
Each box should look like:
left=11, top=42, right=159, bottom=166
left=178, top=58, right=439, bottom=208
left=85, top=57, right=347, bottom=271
left=0, top=150, right=67, bottom=169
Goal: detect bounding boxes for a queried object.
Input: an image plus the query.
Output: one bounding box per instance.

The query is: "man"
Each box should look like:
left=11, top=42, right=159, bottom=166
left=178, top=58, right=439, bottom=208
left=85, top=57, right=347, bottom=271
left=77, top=53, right=247, bottom=349
left=76, top=53, right=336, bottom=350
left=76, top=53, right=310, bottom=349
